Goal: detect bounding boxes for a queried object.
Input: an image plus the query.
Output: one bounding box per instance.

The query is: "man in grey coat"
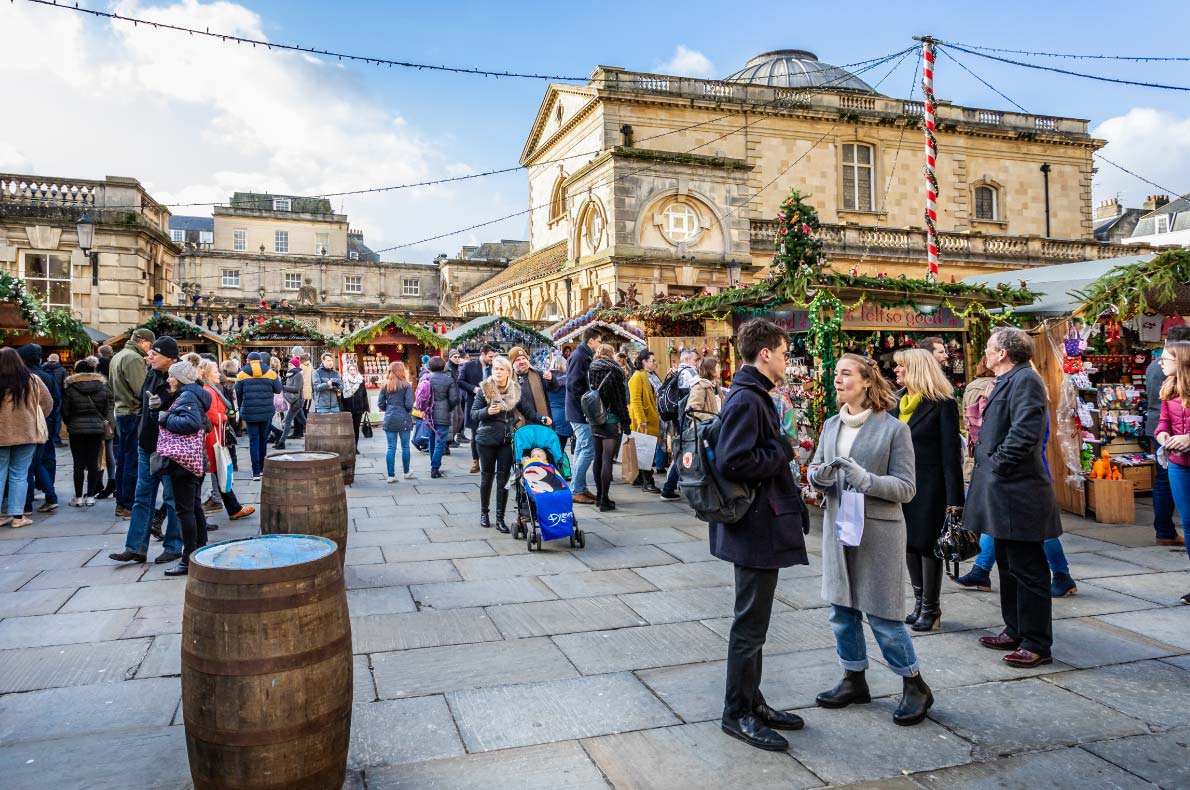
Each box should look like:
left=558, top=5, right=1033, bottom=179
left=966, top=327, right=1061, bottom=668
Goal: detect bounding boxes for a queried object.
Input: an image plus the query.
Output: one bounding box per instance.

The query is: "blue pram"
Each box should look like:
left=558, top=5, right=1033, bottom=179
left=511, top=424, right=585, bottom=551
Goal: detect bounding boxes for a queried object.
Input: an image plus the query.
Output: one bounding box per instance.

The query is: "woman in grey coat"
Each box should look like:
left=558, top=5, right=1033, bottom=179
left=807, top=353, right=933, bottom=726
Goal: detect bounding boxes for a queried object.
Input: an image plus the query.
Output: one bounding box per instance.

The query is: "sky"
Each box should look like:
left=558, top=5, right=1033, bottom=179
left=3, top=0, right=1190, bottom=262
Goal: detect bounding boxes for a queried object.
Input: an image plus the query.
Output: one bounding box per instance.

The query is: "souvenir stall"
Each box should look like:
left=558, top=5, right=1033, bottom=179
left=444, top=316, right=556, bottom=368
left=1, top=272, right=95, bottom=361
left=112, top=314, right=226, bottom=360
left=550, top=312, right=647, bottom=359
left=221, top=315, right=335, bottom=366
left=336, top=315, right=451, bottom=416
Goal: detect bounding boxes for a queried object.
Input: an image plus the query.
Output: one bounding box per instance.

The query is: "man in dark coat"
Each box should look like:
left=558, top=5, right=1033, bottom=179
left=18, top=344, right=61, bottom=513
left=564, top=328, right=602, bottom=504
left=709, top=319, right=809, bottom=752
left=966, top=327, right=1061, bottom=668
left=457, top=345, right=496, bottom=473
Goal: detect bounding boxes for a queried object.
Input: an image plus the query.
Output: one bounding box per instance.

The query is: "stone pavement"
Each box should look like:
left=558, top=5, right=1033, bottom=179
left=1, top=435, right=1188, bottom=789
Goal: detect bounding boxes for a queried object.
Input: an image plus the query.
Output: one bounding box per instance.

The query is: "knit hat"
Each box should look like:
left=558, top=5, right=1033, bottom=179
left=290, top=345, right=306, bottom=358
left=421, top=354, right=430, bottom=365
left=289, top=356, right=301, bottom=368
left=151, top=336, right=180, bottom=360
left=130, top=328, right=156, bottom=344
left=168, top=360, right=198, bottom=385
left=507, top=346, right=527, bottom=364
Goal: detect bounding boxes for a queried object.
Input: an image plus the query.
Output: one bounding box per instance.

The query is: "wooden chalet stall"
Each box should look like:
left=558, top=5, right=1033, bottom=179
left=0, top=271, right=94, bottom=361
left=336, top=315, right=450, bottom=416
left=222, top=315, right=335, bottom=364
left=111, top=313, right=226, bottom=360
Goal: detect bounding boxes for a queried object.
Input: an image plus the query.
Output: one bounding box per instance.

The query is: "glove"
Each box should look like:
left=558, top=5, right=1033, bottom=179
left=835, top=457, right=872, bottom=492
left=809, top=462, right=837, bottom=487
left=157, top=410, right=169, bottom=425
left=147, top=393, right=162, bottom=410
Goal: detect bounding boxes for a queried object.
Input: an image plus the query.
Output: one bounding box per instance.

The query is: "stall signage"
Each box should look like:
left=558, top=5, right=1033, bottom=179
left=734, top=309, right=809, bottom=333
left=842, top=304, right=964, bottom=330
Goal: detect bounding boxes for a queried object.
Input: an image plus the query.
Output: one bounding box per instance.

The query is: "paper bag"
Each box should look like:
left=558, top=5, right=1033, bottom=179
left=835, top=487, right=865, bottom=547
left=633, top=433, right=658, bottom=470
left=620, top=436, right=640, bottom=482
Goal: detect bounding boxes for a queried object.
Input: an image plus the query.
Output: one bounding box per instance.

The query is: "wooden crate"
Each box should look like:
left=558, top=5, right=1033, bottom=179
left=1119, top=463, right=1154, bottom=493
left=1086, top=478, right=1136, bottom=524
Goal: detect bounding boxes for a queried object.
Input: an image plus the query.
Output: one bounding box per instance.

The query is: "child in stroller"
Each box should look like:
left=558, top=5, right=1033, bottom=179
left=511, top=424, right=585, bottom=551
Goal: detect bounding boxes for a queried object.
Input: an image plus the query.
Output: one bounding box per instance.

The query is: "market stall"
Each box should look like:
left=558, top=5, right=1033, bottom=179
left=1, top=271, right=94, bottom=361
left=550, top=312, right=647, bottom=359
left=444, top=316, right=555, bottom=367
left=336, top=315, right=451, bottom=415
left=112, top=313, right=226, bottom=360
left=222, top=315, right=335, bottom=364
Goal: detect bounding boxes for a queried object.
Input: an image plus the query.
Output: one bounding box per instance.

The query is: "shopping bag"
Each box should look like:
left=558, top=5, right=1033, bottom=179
left=620, top=436, right=640, bottom=483
left=835, top=487, right=865, bottom=547
left=214, top=441, right=234, bottom=494
left=633, top=433, right=658, bottom=470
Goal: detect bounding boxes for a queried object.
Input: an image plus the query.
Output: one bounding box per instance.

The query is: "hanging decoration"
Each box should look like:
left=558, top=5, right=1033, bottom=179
left=42, top=309, right=93, bottom=357
left=0, top=271, right=49, bottom=335
left=223, top=315, right=334, bottom=348
left=0, top=272, right=92, bottom=354
left=1072, top=248, right=1190, bottom=321
left=770, top=189, right=827, bottom=290
left=806, top=290, right=844, bottom=422
left=551, top=308, right=646, bottom=343
left=444, top=316, right=555, bottom=348
left=921, top=37, right=941, bottom=282
left=337, top=314, right=450, bottom=350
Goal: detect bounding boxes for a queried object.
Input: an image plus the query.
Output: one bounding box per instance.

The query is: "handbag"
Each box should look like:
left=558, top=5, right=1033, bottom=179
left=361, top=418, right=374, bottom=439
left=85, top=393, right=114, bottom=441
left=156, top=418, right=205, bottom=478
left=934, top=506, right=979, bottom=577
left=33, top=401, right=50, bottom=444
left=273, top=392, right=288, bottom=413
left=834, top=486, right=865, bottom=547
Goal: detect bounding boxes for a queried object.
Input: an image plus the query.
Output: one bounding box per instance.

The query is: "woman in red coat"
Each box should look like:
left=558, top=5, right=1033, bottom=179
left=198, top=359, right=254, bottom=522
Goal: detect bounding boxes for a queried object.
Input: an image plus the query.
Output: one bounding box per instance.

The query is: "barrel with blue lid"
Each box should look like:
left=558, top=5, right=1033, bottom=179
left=182, top=535, right=352, bottom=790
left=260, top=451, right=349, bottom=567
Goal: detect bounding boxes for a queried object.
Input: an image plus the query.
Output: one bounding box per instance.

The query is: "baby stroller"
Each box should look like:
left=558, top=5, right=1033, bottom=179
left=511, top=424, right=585, bottom=552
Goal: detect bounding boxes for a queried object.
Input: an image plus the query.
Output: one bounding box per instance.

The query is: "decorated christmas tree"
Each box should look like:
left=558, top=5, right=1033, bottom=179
left=770, top=189, right=827, bottom=291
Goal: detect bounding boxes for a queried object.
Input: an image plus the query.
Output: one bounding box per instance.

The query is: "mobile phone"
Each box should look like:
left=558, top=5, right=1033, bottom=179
left=828, top=457, right=847, bottom=468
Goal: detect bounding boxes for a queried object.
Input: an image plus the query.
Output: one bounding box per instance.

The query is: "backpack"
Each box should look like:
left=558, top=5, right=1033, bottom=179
left=580, top=370, right=610, bottom=425
left=413, top=378, right=435, bottom=426
left=657, top=370, right=687, bottom=423
left=677, top=391, right=757, bottom=524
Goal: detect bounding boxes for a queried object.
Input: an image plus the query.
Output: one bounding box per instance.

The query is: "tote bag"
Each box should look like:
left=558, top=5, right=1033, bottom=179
left=633, top=433, right=658, bottom=470
left=33, top=402, right=49, bottom=444
left=157, top=425, right=205, bottom=477
left=213, top=426, right=235, bottom=494
left=835, top=487, right=865, bottom=547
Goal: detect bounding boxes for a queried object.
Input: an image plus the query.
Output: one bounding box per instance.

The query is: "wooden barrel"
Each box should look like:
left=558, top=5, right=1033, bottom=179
left=260, top=451, right=348, bottom=567
left=304, top=412, right=357, bottom=485
left=182, top=535, right=352, bottom=790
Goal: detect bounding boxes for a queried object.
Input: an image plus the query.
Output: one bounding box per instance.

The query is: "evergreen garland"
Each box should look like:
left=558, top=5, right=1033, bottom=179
left=0, top=271, right=49, bottom=335
left=1072, top=248, right=1190, bottom=320
left=338, top=314, right=450, bottom=350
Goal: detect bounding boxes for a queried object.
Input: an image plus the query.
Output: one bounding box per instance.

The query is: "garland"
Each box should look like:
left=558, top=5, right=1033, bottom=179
left=449, top=316, right=554, bottom=347
left=0, top=271, right=49, bottom=335
left=0, top=272, right=92, bottom=354
left=43, top=309, right=93, bottom=357
left=807, top=290, right=843, bottom=422
left=338, top=314, right=450, bottom=350
left=125, top=314, right=212, bottom=342
left=1072, top=248, right=1190, bottom=321
left=223, top=315, right=335, bottom=348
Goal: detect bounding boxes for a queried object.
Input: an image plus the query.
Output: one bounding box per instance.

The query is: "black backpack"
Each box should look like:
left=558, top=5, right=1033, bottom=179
left=580, top=370, right=610, bottom=426
left=677, top=392, right=756, bottom=524
left=657, top=371, right=687, bottom=423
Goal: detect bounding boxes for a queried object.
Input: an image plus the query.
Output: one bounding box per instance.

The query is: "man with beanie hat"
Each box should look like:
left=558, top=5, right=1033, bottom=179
left=18, top=344, right=61, bottom=513
left=110, top=335, right=184, bottom=565
left=110, top=327, right=155, bottom=516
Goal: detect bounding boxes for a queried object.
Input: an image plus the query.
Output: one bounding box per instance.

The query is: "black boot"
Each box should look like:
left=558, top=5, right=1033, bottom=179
left=631, top=471, right=644, bottom=488
left=495, top=489, right=510, bottom=533
left=815, top=670, right=872, bottom=708
left=912, top=558, right=943, bottom=632
left=641, top=471, right=660, bottom=494
left=893, top=673, right=934, bottom=726
left=905, top=551, right=923, bottom=625
left=479, top=511, right=491, bottom=529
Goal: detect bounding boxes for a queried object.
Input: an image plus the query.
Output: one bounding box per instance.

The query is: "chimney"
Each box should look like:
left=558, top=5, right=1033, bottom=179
left=1143, top=194, right=1170, bottom=211
left=1095, top=198, right=1123, bottom=220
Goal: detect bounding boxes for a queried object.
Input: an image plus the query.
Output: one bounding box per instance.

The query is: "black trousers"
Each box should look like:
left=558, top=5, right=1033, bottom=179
left=170, top=469, right=208, bottom=562
left=994, top=538, right=1052, bottom=656
left=724, top=565, right=779, bottom=719
left=477, top=442, right=513, bottom=516
left=69, top=434, right=103, bottom=497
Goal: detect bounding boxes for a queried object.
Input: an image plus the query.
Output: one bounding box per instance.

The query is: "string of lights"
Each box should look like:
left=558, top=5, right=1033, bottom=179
left=941, top=43, right=1190, bottom=93
left=937, top=48, right=1029, bottom=114
left=941, top=41, right=1190, bottom=63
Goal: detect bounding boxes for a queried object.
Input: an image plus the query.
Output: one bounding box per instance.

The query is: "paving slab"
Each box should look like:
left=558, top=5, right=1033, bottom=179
left=904, top=592, right=1007, bottom=636
left=20, top=564, right=146, bottom=589
left=346, top=585, right=417, bottom=616
left=929, top=677, right=1148, bottom=755
left=0, top=638, right=151, bottom=693
left=344, top=559, right=461, bottom=589
left=15, top=534, right=123, bottom=554
left=353, top=655, right=376, bottom=704
left=0, top=538, right=32, bottom=555
left=342, top=529, right=429, bottom=548
left=582, top=721, right=822, bottom=789
left=622, top=585, right=788, bottom=625
left=907, top=630, right=1073, bottom=690
left=552, top=621, right=726, bottom=675
left=1163, top=654, right=1190, bottom=671
left=120, top=603, right=185, bottom=638
left=0, top=549, right=97, bottom=572
left=1081, top=728, right=1190, bottom=789
left=344, top=545, right=385, bottom=565
left=365, top=741, right=610, bottom=790
left=1097, top=545, right=1190, bottom=572
left=1050, top=581, right=1162, bottom=619
left=372, top=637, right=579, bottom=699
left=912, top=744, right=1154, bottom=789
left=1049, top=617, right=1183, bottom=669
left=702, top=609, right=841, bottom=654
left=59, top=579, right=185, bottom=612
left=353, top=514, right=445, bottom=532
left=573, top=544, right=680, bottom=571
left=411, top=576, right=557, bottom=609
left=0, top=569, right=37, bottom=592
left=0, top=726, right=191, bottom=790
left=348, top=695, right=466, bottom=769
left=135, top=633, right=182, bottom=678
left=452, top=552, right=590, bottom=581
left=1066, top=524, right=1165, bottom=547
left=425, top=524, right=508, bottom=543
left=774, top=576, right=829, bottom=609
left=539, top=568, right=656, bottom=598
left=0, top=608, right=136, bottom=649
left=1056, top=533, right=1130, bottom=553
left=593, top=526, right=697, bottom=546
left=376, top=540, right=496, bottom=563
left=784, top=699, right=974, bottom=784
left=1089, top=570, right=1190, bottom=607
left=1065, top=552, right=1155, bottom=579
left=351, top=607, right=503, bottom=654
left=0, top=586, right=73, bottom=617
left=1098, top=606, right=1190, bottom=650
left=1045, top=659, right=1190, bottom=728
left=0, top=676, right=180, bottom=745
left=636, top=560, right=737, bottom=590
left=447, top=672, right=679, bottom=752
left=486, top=596, right=648, bottom=638
left=655, top=539, right=715, bottom=563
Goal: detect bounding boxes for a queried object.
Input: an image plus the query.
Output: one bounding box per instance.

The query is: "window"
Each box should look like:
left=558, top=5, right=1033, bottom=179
left=221, top=269, right=241, bottom=288
left=549, top=176, right=567, bottom=220
left=1155, top=214, right=1171, bottom=234
left=348, top=250, right=359, bottom=260
left=199, top=230, right=214, bottom=245
left=169, top=229, right=185, bottom=243
left=315, top=232, right=329, bottom=255
left=274, top=230, right=289, bottom=253
left=841, top=143, right=874, bottom=212
left=344, top=275, right=362, bottom=294
left=402, top=278, right=420, bottom=297
left=23, top=252, right=72, bottom=309
left=233, top=229, right=247, bottom=251
left=974, top=186, right=998, bottom=221
left=584, top=207, right=604, bottom=250
left=283, top=273, right=302, bottom=291
left=663, top=202, right=700, bottom=243
left=273, top=197, right=291, bottom=212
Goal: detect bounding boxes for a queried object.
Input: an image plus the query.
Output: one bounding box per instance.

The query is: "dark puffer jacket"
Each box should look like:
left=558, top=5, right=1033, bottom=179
left=429, top=371, right=459, bottom=427
left=161, top=383, right=212, bottom=437
left=60, top=372, right=114, bottom=436
left=586, top=357, right=630, bottom=438
left=234, top=359, right=281, bottom=423
left=470, top=378, right=546, bottom=447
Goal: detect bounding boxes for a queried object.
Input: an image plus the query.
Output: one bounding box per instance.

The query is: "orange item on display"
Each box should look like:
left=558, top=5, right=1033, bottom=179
left=1089, top=450, right=1121, bottom=480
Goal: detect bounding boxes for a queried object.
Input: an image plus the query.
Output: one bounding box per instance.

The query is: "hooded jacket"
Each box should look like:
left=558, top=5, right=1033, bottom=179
left=587, top=357, right=630, bottom=437
left=234, top=357, right=282, bottom=423
left=42, top=359, right=67, bottom=393
left=18, top=344, right=61, bottom=426
left=428, top=370, right=459, bottom=427
left=138, top=366, right=178, bottom=453
left=61, top=372, right=114, bottom=436
left=564, top=343, right=594, bottom=424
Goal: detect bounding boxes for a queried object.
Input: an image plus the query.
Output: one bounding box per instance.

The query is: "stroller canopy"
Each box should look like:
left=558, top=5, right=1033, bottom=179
left=513, top=424, right=572, bottom=480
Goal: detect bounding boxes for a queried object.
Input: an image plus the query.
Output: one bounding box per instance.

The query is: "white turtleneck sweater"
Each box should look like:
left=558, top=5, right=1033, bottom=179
left=836, top=404, right=873, bottom=458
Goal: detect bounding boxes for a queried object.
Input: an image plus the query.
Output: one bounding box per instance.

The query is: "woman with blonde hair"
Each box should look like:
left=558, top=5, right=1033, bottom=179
left=808, top=353, right=933, bottom=726
left=891, top=348, right=963, bottom=632
left=377, top=361, right=415, bottom=482
left=1154, top=340, right=1190, bottom=605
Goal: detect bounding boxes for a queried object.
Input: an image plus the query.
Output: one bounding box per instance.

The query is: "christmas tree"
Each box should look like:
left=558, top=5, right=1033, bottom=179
left=771, top=189, right=827, bottom=288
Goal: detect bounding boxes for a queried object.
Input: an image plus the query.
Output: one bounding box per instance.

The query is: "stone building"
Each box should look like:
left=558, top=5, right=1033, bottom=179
left=436, top=239, right=529, bottom=316
left=1093, top=198, right=1148, bottom=243
left=0, top=174, right=179, bottom=336
left=460, top=49, right=1147, bottom=317
left=1125, top=194, right=1190, bottom=248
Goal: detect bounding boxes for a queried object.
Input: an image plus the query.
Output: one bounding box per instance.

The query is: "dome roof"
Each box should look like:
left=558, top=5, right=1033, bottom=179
left=724, top=50, right=878, bottom=94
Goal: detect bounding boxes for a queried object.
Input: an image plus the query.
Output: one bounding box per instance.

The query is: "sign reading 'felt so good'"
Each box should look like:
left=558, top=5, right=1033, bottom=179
left=841, top=303, right=965, bottom=330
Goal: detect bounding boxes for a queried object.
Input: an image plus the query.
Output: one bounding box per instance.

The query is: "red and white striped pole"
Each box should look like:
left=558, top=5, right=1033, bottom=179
left=919, top=36, right=940, bottom=282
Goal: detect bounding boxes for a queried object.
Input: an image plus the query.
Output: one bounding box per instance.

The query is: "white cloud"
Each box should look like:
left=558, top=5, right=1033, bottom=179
left=1092, top=108, right=1190, bottom=206
left=655, top=45, right=714, bottom=78
left=0, top=0, right=524, bottom=260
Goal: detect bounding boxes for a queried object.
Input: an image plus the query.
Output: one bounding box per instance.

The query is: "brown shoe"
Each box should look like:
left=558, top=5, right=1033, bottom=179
left=1003, top=648, right=1052, bottom=668
left=115, top=505, right=132, bottom=519
left=978, top=633, right=1022, bottom=651
left=469, top=461, right=480, bottom=474
left=1156, top=536, right=1185, bottom=547
left=572, top=492, right=597, bottom=505
left=230, top=506, right=255, bottom=520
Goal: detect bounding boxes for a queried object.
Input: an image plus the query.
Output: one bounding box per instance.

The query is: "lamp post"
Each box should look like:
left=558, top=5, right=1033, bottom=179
left=725, top=258, right=742, bottom=289
left=76, top=213, right=98, bottom=285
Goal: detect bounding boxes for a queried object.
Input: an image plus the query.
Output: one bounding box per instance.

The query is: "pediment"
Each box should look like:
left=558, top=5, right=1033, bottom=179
left=520, top=84, right=598, bottom=166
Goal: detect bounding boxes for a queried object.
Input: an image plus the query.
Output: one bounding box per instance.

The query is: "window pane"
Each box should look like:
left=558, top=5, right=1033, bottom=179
left=975, top=187, right=993, bottom=220
left=26, top=254, right=46, bottom=277
left=857, top=144, right=871, bottom=165
left=857, top=167, right=872, bottom=211
left=28, top=280, right=47, bottom=300
left=49, top=255, right=71, bottom=279
left=842, top=144, right=855, bottom=164
left=842, top=167, right=856, bottom=211
left=49, top=281, right=71, bottom=306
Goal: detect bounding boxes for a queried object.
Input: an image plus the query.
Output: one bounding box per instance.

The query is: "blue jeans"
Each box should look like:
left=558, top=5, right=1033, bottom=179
left=245, top=420, right=270, bottom=476
left=570, top=421, right=594, bottom=495
left=0, top=444, right=37, bottom=516
left=829, top=604, right=920, bottom=677
left=973, top=533, right=1070, bottom=575
left=385, top=429, right=412, bottom=477
left=1151, top=461, right=1178, bottom=539
left=1166, top=463, right=1190, bottom=561
left=428, top=424, right=450, bottom=473
left=26, top=440, right=57, bottom=508
left=123, top=447, right=182, bottom=555
left=115, top=414, right=140, bottom=508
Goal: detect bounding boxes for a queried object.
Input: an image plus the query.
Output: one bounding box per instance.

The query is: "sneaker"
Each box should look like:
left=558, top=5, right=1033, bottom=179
left=230, top=506, right=255, bottom=520
left=1050, top=572, right=1078, bottom=598
left=84, top=496, right=96, bottom=507
left=1180, top=591, right=1190, bottom=605
left=659, top=492, right=681, bottom=501
left=404, top=472, right=414, bottom=480
left=203, top=498, right=223, bottom=513
left=252, top=475, right=262, bottom=482
left=953, top=566, right=993, bottom=592
left=385, top=476, right=398, bottom=484
left=69, top=497, right=86, bottom=507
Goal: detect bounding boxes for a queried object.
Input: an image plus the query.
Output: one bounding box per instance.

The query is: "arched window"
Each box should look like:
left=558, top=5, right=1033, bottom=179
left=584, top=206, right=604, bottom=251
left=841, top=143, right=874, bottom=212
left=974, top=185, right=998, bottom=221
left=549, top=176, right=566, bottom=221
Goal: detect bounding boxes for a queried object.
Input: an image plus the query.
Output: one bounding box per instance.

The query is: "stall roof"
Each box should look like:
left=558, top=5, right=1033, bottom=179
left=961, top=254, right=1157, bottom=316
left=444, top=316, right=554, bottom=346
left=552, top=320, right=645, bottom=346
left=114, top=314, right=226, bottom=346
left=83, top=325, right=112, bottom=344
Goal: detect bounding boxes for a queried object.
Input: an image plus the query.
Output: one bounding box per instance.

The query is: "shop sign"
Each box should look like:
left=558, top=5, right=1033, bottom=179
left=245, top=332, right=320, bottom=342
left=842, top=304, right=964, bottom=330
left=734, top=309, right=809, bottom=333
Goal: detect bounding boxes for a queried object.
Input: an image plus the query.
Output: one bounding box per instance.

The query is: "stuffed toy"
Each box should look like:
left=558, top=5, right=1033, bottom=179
left=1089, top=450, right=1122, bottom=480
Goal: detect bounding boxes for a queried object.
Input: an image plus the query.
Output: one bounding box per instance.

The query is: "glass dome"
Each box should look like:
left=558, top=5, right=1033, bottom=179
left=724, top=50, right=878, bottom=94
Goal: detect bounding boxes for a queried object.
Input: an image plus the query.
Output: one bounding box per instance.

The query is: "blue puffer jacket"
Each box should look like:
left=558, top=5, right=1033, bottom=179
left=547, top=373, right=571, bottom=437
left=161, top=383, right=212, bottom=436
left=377, top=384, right=415, bottom=433
left=234, top=358, right=281, bottom=423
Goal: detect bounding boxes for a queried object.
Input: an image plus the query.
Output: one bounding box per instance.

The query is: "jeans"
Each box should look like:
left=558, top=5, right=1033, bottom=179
left=277, top=401, right=300, bottom=445
left=0, top=444, right=37, bottom=516
left=123, top=447, right=183, bottom=555
left=1152, top=461, right=1178, bottom=539
left=245, top=420, right=270, bottom=476
left=662, top=456, right=681, bottom=496
left=829, top=604, right=920, bottom=677
left=26, top=440, right=57, bottom=508
left=570, top=421, right=594, bottom=495
left=428, top=424, right=450, bottom=473
left=385, top=429, right=412, bottom=477
left=1166, top=463, right=1190, bottom=561
left=973, top=533, right=1070, bottom=575
left=115, top=415, right=140, bottom=508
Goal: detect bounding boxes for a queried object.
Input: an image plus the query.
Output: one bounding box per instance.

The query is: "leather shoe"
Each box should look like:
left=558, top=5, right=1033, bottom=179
left=720, top=713, right=789, bottom=751
left=108, top=550, right=147, bottom=563
left=1156, top=536, right=1184, bottom=546
left=815, top=670, right=871, bottom=708
left=154, top=551, right=182, bottom=565
left=572, top=492, right=597, bottom=505
left=893, top=674, right=934, bottom=726
left=1003, top=648, right=1052, bottom=668
left=978, top=632, right=1022, bottom=651
left=480, top=512, right=491, bottom=529
left=469, top=461, right=480, bottom=474
left=754, top=701, right=804, bottom=731
left=163, top=560, right=189, bottom=577
left=495, top=517, right=510, bottom=534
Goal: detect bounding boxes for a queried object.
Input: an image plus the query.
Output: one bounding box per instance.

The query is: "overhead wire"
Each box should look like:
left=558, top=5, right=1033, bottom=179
left=939, top=41, right=1190, bottom=63
left=940, top=42, right=1190, bottom=93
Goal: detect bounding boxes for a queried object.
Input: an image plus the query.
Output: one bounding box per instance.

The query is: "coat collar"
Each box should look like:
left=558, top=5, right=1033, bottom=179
left=983, top=363, right=1028, bottom=409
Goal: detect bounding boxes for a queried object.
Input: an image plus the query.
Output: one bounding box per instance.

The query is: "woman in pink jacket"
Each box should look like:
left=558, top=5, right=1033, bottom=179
left=1153, top=340, right=1190, bottom=606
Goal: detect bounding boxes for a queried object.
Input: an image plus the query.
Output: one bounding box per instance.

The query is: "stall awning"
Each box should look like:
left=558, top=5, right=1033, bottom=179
left=84, top=325, right=112, bottom=344
left=444, top=316, right=554, bottom=347
left=552, top=320, right=645, bottom=346
left=961, top=254, right=1157, bottom=316
left=337, top=315, right=449, bottom=350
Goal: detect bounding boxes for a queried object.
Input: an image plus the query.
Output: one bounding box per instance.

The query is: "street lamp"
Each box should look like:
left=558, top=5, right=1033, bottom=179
left=76, top=213, right=99, bottom=285
left=725, top=258, right=742, bottom=289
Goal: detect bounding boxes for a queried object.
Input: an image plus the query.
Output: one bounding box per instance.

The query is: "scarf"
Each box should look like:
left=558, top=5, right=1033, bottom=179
left=521, top=370, right=548, bottom=422
left=342, top=370, right=364, bottom=399
left=480, top=376, right=522, bottom=414
left=898, top=392, right=922, bottom=424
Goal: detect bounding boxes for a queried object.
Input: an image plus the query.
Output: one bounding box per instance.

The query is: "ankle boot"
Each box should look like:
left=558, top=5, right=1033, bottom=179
left=495, top=514, right=510, bottom=534
left=912, top=559, right=943, bottom=632
left=479, top=511, right=491, bottom=529
left=641, top=471, right=661, bottom=494
left=631, top=471, right=644, bottom=487
left=815, top=670, right=871, bottom=708
left=893, top=673, right=933, bottom=726
left=905, top=552, right=923, bottom=624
